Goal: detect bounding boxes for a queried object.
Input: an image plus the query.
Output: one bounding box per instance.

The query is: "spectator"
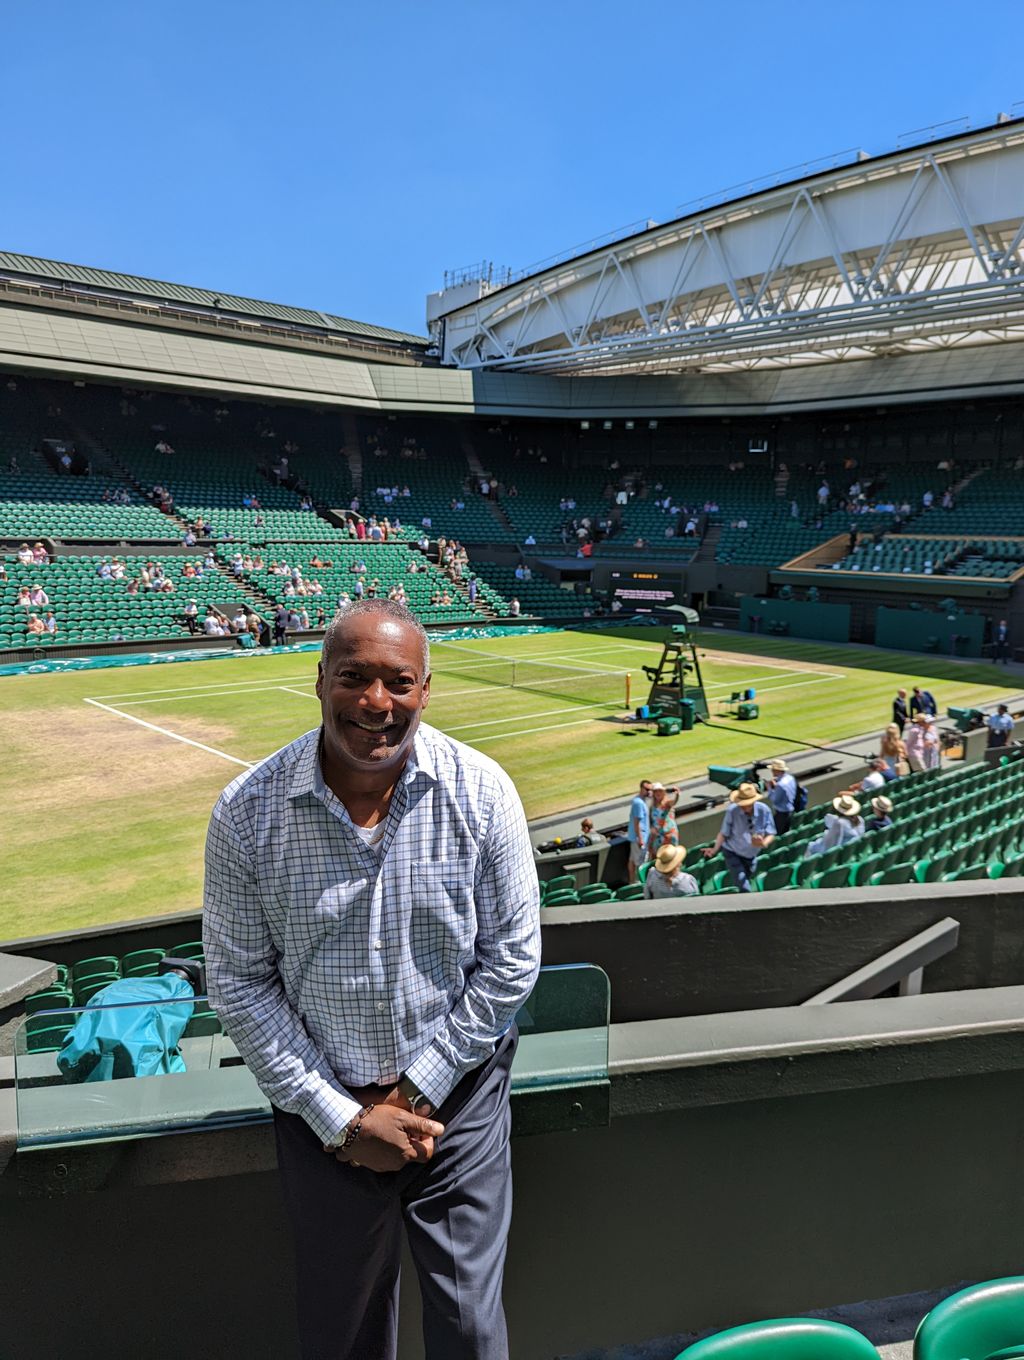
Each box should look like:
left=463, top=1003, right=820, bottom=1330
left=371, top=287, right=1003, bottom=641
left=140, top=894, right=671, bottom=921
left=643, top=844, right=700, bottom=900
left=626, top=779, right=653, bottom=883
left=865, top=795, right=893, bottom=832
left=15, top=586, right=31, bottom=608
left=806, top=793, right=865, bottom=857
left=26, top=612, right=44, bottom=635
left=905, top=714, right=939, bottom=771
left=508, top=597, right=520, bottom=617
left=154, top=439, right=175, bottom=455
left=231, top=607, right=249, bottom=633
left=16, top=543, right=33, bottom=565
left=910, top=685, right=938, bottom=718
left=32, top=542, right=48, bottom=564
left=573, top=818, right=596, bottom=848
left=855, top=758, right=894, bottom=794
left=524, top=533, right=536, bottom=546
left=273, top=605, right=288, bottom=646
left=704, top=782, right=776, bottom=892
left=994, top=619, right=1010, bottom=664
left=28, top=583, right=49, bottom=607
left=892, top=687, right=909, bottom=735
left=0, top=561, right=6, bottom=582
left=203, top=609, right=224, bottom=636
left=879, top=723, right=909, bottom=775
left=764, top=759, right=798, bottom=833
left=987, top=704, right=1014, bottom=749
left=647, top=783, right=681, bottom=859
left=183, top=600, right=199, bottom=633
left=298, top=607, right=310, bottom=630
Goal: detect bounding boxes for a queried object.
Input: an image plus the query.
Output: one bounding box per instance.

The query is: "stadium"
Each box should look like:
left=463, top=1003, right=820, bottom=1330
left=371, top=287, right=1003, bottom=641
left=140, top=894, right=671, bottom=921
left=3, top=91, right=1024, bottom=1360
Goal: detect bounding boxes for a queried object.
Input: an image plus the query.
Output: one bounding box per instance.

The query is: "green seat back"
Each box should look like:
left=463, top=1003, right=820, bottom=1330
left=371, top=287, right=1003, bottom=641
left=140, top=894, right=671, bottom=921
left=676, top=1318, right=881, bottom=1360
left=915, top=1277, right=1024, bottom=1360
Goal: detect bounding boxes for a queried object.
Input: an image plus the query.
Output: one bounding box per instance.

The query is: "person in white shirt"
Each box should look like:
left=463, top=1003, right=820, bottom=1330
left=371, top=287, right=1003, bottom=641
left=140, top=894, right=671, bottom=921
left=509, top=598, right=521, bottom=617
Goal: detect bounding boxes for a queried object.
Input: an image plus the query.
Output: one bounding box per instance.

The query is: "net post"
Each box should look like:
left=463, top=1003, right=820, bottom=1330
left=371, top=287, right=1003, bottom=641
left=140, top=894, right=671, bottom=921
left=625, top=673, right=631, bottom=709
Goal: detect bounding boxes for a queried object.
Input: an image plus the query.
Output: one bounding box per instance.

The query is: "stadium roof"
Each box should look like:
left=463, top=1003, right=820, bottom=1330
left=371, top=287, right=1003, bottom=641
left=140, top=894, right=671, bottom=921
left=432, top=116, right=1024, bottom=376
left=0, top=251, right=428, bottom=348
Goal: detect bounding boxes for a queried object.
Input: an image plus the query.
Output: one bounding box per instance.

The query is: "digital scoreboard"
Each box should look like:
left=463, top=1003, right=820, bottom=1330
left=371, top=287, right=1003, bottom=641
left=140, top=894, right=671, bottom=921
left=608, top=570, right=682, bottom=611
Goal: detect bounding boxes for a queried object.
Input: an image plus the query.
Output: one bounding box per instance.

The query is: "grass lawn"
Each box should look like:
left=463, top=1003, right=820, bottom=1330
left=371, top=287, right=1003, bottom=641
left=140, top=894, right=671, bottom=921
left=1, top=626, right=1016, bottom=938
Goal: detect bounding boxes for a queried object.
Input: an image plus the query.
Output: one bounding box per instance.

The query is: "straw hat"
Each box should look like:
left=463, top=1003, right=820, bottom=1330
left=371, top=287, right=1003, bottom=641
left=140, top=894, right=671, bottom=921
left=769, top=759, right=788, bottom=772
left=729, top=781, right=762, bottom=807
left=650, top=781, right=665, bottom=791
left=871, top=796, right=893, bottom=816
left=832, top=793, right=862, bottom=817
left=912, top=713, right=930, bottom=725
left=654, top=844, right=686, bottom=876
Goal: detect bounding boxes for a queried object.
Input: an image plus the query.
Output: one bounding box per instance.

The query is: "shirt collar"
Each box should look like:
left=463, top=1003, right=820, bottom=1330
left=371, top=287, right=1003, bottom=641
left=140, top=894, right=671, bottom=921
left=288, top=723, right=438, bottom=801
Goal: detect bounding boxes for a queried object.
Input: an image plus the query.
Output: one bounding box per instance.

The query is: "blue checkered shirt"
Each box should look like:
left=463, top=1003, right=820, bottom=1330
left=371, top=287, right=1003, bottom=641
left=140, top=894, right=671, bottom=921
left=202, top=723, right=541, bottom=1144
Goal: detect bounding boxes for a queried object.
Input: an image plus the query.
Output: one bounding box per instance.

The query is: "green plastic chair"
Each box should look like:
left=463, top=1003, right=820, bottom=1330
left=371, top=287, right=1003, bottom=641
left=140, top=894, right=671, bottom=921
left=810, top=863, right=854, bottom=889
left=71, top=954, right=121, bottom=982
left=167, top=941, right=205, bottom=961
left=755, top=864, right=793, bottom=892
left=615, top=883, right=644, bottom=901
left=122, top=948, right=166, bottom=977
left=676, top=1317, right=882, bottom=1360
left=577, top=883, right=614, bottom=904
left=23, top=989, right=72, bottom=1015
left=542, top=890, right=579, bottom=907
left=637, top=861, right=652, bottom=885
left=868, top=861, right=916, bottom=887
left=915, top=1277, right=1024, bottom=1360
left=541, top=875, right=575, bottom=899
left=942, top=861, right=989, bottom=882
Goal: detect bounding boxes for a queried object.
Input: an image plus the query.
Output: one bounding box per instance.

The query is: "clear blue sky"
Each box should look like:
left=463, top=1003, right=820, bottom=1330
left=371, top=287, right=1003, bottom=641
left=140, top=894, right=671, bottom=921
left=2, top=1, right=1017, bottom=336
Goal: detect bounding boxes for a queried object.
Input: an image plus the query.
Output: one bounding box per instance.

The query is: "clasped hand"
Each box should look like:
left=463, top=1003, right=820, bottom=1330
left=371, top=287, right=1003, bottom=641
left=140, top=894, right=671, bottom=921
left=324, top=1083, right=445, bottom=1173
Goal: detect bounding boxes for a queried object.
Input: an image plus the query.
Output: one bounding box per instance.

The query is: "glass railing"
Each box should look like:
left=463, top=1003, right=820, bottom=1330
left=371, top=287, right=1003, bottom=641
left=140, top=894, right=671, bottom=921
left=15, top=963, right=610, bottom=1150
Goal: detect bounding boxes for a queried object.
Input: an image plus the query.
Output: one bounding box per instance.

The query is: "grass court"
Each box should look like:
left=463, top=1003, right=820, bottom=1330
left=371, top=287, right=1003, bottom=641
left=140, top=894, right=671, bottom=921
left=0, top=625, right=1016, bottom=938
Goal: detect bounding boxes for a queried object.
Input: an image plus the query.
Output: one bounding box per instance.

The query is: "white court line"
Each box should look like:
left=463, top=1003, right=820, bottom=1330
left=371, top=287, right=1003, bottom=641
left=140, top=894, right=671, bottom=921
left=446, top=700, right=610, bottom=733
left=83, top=698, right=254, bottom=768
left=90, top=673, right=315, bottom=702
left=280, top=685, right=317, bottom=700
left=110, top=683, right=317, bottom=707
left=469, top=715, right=600, bottom=745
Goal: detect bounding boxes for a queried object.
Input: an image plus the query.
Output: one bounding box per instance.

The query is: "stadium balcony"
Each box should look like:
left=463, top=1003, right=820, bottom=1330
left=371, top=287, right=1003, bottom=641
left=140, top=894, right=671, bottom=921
left=827, top=536, right=1024, bottom=580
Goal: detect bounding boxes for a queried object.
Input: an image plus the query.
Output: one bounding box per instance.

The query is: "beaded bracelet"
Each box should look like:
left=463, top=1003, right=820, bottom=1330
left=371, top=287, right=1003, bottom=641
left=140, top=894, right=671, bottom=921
left=340, top=1103, right=375, bottom=1154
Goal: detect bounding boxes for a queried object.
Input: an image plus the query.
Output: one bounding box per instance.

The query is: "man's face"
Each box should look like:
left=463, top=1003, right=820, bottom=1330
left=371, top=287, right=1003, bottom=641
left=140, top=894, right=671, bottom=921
left=640, top=781, right=652, bottom=800
left=316, top=614, right=430, bottom=780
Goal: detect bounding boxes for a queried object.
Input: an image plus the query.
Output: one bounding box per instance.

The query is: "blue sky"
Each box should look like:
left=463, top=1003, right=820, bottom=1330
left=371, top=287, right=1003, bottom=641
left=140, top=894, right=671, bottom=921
left=2, top=1, right=1017, bottom=336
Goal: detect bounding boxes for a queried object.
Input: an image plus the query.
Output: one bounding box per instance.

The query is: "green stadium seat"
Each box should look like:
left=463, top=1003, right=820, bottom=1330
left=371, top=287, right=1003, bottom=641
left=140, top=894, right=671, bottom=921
left=868, top=862, right=916, bottom=887
left=810, top=864, right=854, bottom=889
left=577, top=884, right=614, bottom=904
left=167, top=941, right=205, bottom=961
left=915, top=1278, right=1024, bottom=1360
left=675, top=1317, right=882, bottom=1360
left=941, top=862, right=989, bottom=882
left=122, top=948, right=167, bottom=977
left=23, top=989, right=72, bottom=1014
left=71, top=955, right=121, bottom=982
left=755, top=864, right=793, bottom=892
left=615, top=883, right=644, bottom=901
left=542, top=890, right=579, bottom=906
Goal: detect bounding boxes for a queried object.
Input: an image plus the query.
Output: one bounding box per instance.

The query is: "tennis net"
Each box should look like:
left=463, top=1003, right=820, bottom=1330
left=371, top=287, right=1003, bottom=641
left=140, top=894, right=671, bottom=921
left=430, top=644, right=629, bottom=710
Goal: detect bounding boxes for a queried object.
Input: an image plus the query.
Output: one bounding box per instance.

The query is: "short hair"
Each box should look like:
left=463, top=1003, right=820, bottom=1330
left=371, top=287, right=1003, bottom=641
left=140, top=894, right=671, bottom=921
left=321, top=599, right=430, bottom=677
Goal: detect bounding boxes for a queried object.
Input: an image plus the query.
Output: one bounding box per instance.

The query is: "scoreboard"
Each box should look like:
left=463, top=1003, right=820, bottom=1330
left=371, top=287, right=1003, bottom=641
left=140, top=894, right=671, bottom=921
left=607, top=569, right=683, bottom=611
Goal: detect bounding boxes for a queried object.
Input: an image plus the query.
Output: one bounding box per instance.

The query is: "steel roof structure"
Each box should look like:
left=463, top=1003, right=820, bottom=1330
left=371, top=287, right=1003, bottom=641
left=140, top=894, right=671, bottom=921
left=0, top=251, right=428, bottom=348
left=433, top=118, right=1024, bottom=377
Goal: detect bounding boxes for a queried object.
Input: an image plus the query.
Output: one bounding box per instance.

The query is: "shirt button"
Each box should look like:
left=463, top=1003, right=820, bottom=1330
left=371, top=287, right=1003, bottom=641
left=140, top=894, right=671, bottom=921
left=373, top=939, right=383, bottom=950
left=377, top=1001, right=386, bottom=1012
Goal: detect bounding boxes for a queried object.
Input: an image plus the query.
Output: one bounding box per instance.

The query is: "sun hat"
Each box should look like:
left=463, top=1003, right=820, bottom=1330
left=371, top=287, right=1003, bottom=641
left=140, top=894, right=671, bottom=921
left=769, top=759, right=788, bottom=772
left=832, top=793, right=862, bottom=817
left=913, top=713, right=929, bottom=725
left=654, top=844, right=686, bottom=876
left=729, top=781, right=762, bottom=807
left=871, top=796, right=893, bottom=815
left=650, top=781, right=665, bottom=791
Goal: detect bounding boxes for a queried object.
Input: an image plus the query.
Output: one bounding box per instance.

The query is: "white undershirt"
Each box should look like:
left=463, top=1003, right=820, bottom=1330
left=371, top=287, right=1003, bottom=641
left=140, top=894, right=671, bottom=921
left=351, top=820, right=388, bottom=851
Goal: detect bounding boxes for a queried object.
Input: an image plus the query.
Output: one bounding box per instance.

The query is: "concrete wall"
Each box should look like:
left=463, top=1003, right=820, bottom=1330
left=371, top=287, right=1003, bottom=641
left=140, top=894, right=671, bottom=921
left=7, top=990, right=1024, bottom=1360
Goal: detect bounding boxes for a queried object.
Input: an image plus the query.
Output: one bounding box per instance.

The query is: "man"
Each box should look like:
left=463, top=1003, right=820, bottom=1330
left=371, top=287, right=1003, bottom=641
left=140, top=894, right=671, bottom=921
left=626, top=779, right=652, bottom=883
left=703, top=782, right=776, bottom=893
left=203, top=601, right=540, bottom=1360
left=765, top=758, right=798, bottom=834
left=893, top=688, right=909, bottom=735
left=273, top=604, right=288, bottom=646
left=987, top=704, right=1014, bottom=749
left=910, top=686, right=937, bottom=718
left=994, top=619, right=1010, bottom=664
left=855, top=758, right=893, bottom=795
left=643, top=843, right=699, bottom=899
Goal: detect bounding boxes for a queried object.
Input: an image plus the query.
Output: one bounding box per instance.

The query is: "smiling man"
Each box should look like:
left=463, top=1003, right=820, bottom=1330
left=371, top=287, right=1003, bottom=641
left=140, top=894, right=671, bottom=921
left=203, top=600, right=541, bottom=1360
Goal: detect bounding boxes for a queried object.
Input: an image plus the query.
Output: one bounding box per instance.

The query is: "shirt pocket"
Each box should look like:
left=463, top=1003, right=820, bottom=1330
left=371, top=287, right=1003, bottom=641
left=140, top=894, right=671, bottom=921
left=285, top=876, right=370, bottom=955
left=409, top=859, right=476, bottom=973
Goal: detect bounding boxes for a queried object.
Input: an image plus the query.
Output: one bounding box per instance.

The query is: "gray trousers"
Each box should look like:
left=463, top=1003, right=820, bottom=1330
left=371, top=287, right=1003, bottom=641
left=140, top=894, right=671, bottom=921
left=273, top=1029, right=516, bottom=1360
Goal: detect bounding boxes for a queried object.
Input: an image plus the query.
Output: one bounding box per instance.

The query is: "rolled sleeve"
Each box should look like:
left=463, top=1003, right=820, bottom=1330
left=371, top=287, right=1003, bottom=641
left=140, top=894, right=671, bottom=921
left=404, top=776, right=541, bottom=1109
left=202, top=800, right=361, bottom=1144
